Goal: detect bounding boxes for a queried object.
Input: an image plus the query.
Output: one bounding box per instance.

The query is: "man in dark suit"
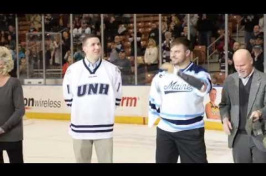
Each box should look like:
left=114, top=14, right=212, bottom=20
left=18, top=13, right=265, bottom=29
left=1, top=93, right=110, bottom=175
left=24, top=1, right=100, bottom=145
left=219, top=49, right=266, bottom=163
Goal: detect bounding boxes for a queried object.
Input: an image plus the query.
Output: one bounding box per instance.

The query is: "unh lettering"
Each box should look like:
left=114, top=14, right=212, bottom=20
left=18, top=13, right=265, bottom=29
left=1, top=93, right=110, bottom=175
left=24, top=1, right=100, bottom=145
left=77, top=83, right=109, bottom=97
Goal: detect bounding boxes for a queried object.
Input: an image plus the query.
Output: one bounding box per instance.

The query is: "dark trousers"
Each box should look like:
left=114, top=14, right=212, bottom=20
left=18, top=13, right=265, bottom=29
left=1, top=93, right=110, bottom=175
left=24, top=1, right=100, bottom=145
left=156, top=127, right=207, bottom=163
left=233, top=133, right=266, bottom=163
left=0, top=141, right=24, bottom=163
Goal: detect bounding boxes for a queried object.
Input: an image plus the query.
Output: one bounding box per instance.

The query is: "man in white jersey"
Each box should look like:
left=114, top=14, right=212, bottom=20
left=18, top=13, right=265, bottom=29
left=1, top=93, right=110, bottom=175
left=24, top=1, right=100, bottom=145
left=63, top=34, right=122, bottom=163
left=149, top=37, right=211, bottom=163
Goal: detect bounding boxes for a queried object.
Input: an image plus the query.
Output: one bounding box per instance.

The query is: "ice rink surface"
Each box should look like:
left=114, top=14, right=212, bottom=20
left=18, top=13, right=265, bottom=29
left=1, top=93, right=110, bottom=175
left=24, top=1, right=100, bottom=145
left=3, top=119, right=233, bottom=163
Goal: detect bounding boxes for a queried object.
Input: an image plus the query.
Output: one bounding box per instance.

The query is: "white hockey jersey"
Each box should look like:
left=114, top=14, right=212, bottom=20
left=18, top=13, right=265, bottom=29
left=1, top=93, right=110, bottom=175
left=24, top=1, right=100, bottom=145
left=63, top=58, right=122, bottom=139
left=149, top=62, right=212, bottom=132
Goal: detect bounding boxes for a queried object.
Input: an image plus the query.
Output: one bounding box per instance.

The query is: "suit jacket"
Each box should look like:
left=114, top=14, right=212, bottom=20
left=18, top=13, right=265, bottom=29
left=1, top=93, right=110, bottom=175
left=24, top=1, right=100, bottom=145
left=219, top=69, right=266, bottom=151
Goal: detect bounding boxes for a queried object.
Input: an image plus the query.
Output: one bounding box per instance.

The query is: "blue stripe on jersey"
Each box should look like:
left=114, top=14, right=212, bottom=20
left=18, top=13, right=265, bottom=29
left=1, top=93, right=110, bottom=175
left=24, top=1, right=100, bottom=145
left=116, top=103, right=120, bottom=106
left=70, top=123, right=114, bottom=128
left=65, top=99, right=73, bottom=102
left=149, top=102, right=157, bottom=110
left=71, top=128, right=113, bottom=133
left=161, top=116, right=203, bottom=125
left=116, top=98, right=121, bottom=101
left=160, top=112, right=204, bottom=118
left=149, top=110, right=160, bottom=116
left=161, top=118, right=204, bottom=130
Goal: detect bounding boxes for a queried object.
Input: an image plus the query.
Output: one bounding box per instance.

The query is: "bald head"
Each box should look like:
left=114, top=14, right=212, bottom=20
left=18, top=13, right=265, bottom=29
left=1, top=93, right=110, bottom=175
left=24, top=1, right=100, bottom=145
left=233, top=49, right=252, bottom=62
left=233, top=49, right=253, bottom=78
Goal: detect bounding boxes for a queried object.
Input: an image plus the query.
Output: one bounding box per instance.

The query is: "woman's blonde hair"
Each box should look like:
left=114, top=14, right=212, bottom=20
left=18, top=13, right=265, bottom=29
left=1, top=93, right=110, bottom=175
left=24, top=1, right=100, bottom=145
left=148, top=38, right=156, bottom=47
left=0, top=46, right=14, bottom=75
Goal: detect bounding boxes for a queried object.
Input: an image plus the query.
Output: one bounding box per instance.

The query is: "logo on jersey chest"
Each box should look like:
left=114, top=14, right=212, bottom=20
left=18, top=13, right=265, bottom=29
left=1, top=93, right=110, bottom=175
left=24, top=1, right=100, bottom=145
left=77, top=83, right=109, bottom=96
left=164, top=81, right=193, bottom=94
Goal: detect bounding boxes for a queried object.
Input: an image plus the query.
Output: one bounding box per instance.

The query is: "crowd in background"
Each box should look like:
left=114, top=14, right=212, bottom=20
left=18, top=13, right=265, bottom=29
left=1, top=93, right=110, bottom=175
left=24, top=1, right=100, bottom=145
left=0, top=14, right=264, bottom=85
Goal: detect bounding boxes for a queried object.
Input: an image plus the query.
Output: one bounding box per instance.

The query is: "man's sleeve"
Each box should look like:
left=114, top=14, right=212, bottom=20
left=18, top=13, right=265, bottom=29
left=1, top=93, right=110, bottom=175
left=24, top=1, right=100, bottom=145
left=114, top=67, right=122, bottom=107
left=62, top=67, right=73, bottom=108
left=148, top=74, right=161, bottom=127
left=192, top=71, right=212, bottom=97
left=219, top=80, right=231, bottom=122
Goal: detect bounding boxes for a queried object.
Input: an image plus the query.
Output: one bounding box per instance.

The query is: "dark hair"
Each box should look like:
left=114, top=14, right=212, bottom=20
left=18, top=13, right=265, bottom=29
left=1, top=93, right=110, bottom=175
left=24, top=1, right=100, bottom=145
left=170, top=37, right=192, bottom=51
left=82, top=34, right=99, bottom=47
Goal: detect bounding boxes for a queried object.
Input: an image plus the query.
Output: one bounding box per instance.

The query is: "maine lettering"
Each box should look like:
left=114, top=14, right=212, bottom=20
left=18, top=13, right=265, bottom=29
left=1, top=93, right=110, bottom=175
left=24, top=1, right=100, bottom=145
left=164, top=81, right=193, bottom=94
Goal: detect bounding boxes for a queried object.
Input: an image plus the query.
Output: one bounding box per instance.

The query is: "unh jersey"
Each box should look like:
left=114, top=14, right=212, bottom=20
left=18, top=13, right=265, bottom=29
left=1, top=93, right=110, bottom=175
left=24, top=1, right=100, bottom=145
left=149, top=62, right=212, bottom=132
left=63, top=58, right=122, bottom=139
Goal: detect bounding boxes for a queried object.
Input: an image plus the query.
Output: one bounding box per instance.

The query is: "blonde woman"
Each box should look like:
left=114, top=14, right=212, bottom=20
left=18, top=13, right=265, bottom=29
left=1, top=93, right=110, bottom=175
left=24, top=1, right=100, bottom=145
left=144, top=38, right=158, bottom=73
left=0, top=46, right=25, bottom=163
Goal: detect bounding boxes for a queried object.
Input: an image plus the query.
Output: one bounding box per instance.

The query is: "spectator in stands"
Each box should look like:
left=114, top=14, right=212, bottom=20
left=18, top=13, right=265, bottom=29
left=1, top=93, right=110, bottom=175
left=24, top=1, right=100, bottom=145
left=218, top=48, right=234, bottom=74
left=162, top=31, right=173, bottom=63
left=215, top=29, right=235, bottom=73
left=105, top=15, right=119, bottom=42
left=251, top=44, right=264, bottom=72
left=114, top=35, right=123, bottom=51
left=169, top=21, right=182, bottom=39
left=144, top=38, right=158, bottom=74
left=161, top=22, right=168, bottom=42
left=129, top=31, right=142, bottom=56
left=64, top=50, right=71, bottom=62
left=249, top=25, right=263, bottom=51
left=0, top=46, right=25, bottom=163
left=113, top=49, right=132, bottom=85
left=30, top=14, right=42, bottom=32
left=226, top=41, right=241, bottom=74
left=7, top=25, right=15, bottom=41
left=173, top=15, right=184, bottom=38
left=254, top=36, right=264, bottom=49
left=7, top=34, right=16, bottom=51
left=44, top=14, right=53, bottom=31
left=117, top=24, right=127, bottom=36
left=62, top=56, right=73, bottom=77
left=0, top=31, right=8, bottom=46
left=197, top=14, right=214, bottom=52
left=62, top=31, right=70, bottom=64
left=19, top=56, right=27, bottom=79
left=233, top=41, right=241, bottom=52
left=73, top=45, right=85, bottom=62
left=58, top=14, right=69, bottom=32
left=73, top=20, right=91, bottom=39
left=108, top=42, right=120, bottom=63
left=148, top=23, right=159, bottom=45
left=51, top=35, right=61, bottom=66
left=73, top=16, right=81, bottom=33
left=205, top=88, right=220, bottom=120
left=241, top=15, right=259, bottom=52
